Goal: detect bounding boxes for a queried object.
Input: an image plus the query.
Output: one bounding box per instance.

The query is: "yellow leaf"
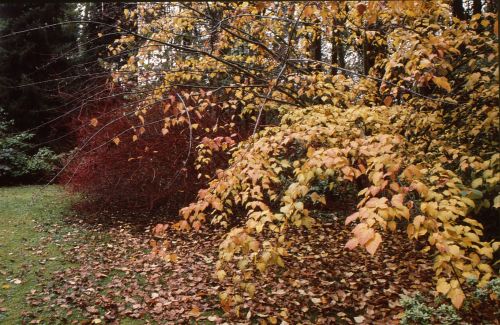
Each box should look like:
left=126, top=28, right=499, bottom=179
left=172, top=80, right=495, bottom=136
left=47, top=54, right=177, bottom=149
left=256, top=262, right=266, bottom=272
left=478, top=246, right=493, bottom=259
left=465, top=72, right=481, bottom=90
left=248, top=240, right=260, bottom=252
left=132, top=135, right=138, bottom=142
left=113, top=137, right=120, bottom=145
left=471, top=178, right=483, bottom=188
left=138, top=115, right=145, bottom=125
left=306, top=146, right=315, bottom=158
left=216, top=269, right=226, bottom=281
left=462, top=197, right=475, bottom=208
left=388, top=220, right=397, bottom=232
left=448, top=245, right=461, bottom=257
left=365, top=233, right=382, bottom=255
left=432, top=76, right=452, bottom=92
left=246, top=283, right=256, bottom=297
left=450, top=288, right=465, bottom=309
left=276, top=255, right=285, bottom=267
left=477, top=263, right=493, bottom=273
left=391, top=193, right=404, bottom=207
left=413, top=215, right=425, bottom=229
left=494, top=195, right=500, bottom=208
left=256, top=221, right=264, bottom=233
left=161, top=128, right=169, bottom=135
left=90, top=118, right=98, bottom=127
left=294, top=201, right=304, bottom=210
left=492, top=242, right=499, bottom=251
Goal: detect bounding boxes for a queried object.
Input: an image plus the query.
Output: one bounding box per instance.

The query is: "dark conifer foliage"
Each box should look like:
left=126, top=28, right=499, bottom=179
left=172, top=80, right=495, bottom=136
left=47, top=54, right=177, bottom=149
left=0, top=3, right=78, bottom=142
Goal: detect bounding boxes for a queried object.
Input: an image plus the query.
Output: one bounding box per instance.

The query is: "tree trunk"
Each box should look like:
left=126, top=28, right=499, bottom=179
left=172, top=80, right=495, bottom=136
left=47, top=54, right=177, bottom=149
left=310, top=30, right=322, bottom=62
left=452, top=0, right=466, bottom=20
left=363, top=33, right=372, bottom=75
left=330, top=4, right=346, bottom=75
left=473, top=0, right=482, bottom=14
left=330, top=32, right=338, bottom=74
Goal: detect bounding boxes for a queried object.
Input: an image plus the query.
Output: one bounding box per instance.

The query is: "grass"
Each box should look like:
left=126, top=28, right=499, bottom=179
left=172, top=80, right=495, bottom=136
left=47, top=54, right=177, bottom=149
left=0, top=185, right=76, bottom=324
left=0, top=185, right=222, bottom=324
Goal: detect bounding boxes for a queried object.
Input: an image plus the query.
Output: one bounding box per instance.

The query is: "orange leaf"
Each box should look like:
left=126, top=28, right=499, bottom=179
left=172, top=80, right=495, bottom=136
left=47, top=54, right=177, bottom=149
left=112, top=137, right=120, bottom=145
left=432, top=76, right=452, bottom=92
left=90, top=118, right=98, bottom=127
left=383, top=96, right=393, bottom=106
left=188, top=306, right=201, bottom=317
left=168, top=253, right=178, bottom=263
left=303, top=5, right=314, bottom=18
left=356, top=3, right=367, bottom=15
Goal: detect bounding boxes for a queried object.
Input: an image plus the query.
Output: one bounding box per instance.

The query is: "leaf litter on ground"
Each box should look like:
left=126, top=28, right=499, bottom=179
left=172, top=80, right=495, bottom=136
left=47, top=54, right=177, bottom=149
left=24, top=213, right=437, bottom=324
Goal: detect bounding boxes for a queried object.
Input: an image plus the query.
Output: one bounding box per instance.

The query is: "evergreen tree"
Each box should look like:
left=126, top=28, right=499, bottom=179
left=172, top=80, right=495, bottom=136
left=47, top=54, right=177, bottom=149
left=0, top=3, right=77, bottom=140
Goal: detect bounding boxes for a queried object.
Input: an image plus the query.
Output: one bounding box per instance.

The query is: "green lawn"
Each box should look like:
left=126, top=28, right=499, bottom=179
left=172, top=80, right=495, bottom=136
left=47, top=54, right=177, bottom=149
left=0, top=185, right=76, bottom=324
left=0, top=186, right=223, bottom=324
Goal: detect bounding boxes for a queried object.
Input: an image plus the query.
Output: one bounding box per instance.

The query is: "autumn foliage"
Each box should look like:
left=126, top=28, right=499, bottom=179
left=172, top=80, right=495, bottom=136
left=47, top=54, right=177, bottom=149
left=62, top=96, right=195, bottom=213
left=63, top=87, right=249, bottom=215
left=65, top=0, right=498, bottom=315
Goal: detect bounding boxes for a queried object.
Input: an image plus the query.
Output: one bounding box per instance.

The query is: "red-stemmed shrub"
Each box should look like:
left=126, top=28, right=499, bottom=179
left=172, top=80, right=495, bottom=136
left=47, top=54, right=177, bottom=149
left=61, top=84, right=254, bottom=218
left=62, top=95, right=198, bottom=215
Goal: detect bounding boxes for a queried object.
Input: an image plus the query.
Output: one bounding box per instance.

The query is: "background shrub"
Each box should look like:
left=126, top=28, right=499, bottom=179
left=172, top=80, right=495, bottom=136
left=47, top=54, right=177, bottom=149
left=0, top=108, right=58, bottom=184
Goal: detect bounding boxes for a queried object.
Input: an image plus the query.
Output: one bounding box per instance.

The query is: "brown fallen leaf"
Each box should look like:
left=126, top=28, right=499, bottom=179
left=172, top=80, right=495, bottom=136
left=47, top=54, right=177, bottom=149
left=354, top=315, right=365, bottom=323
left=188, top=305, right=201, bottom=317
